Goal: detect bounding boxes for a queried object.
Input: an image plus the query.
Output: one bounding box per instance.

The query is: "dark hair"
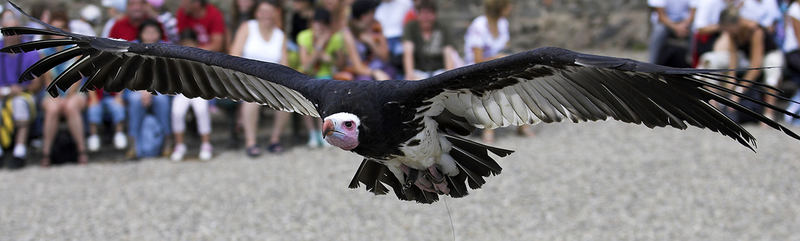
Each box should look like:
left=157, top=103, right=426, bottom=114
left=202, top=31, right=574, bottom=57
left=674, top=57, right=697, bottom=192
left=313, top=7, right=332, bottom=26
left=179, top=28, right=198, bottom=42
left=250, top=0, right=282, bottom=20
left=137, top=19, right=164, bottom=42
left=484, top=0, right=510, bottom=20
left=719, top=5, right=740, bottom=27
left=29, top=1, right=49, bottom=19
left=49, top=9, right=69, bottom=26
left=417, top=0, right=437, bottom=12
left=351, top=0, right=379, bottom=19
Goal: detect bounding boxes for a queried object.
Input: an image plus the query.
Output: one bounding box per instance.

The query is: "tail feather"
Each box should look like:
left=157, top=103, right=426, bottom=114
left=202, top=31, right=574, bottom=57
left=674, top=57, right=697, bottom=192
left=347, top=136, right=514, bottom=204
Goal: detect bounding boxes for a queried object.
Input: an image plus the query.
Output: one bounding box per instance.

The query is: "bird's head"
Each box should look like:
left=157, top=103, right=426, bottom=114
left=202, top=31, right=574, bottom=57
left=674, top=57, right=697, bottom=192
left=322, top=113, right=361, bottom=151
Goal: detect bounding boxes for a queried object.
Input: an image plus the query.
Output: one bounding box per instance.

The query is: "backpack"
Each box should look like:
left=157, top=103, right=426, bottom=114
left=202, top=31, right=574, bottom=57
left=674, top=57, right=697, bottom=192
left=50, top=128, right=77, bottom=165
left=136, top=114, right=164, bottom=158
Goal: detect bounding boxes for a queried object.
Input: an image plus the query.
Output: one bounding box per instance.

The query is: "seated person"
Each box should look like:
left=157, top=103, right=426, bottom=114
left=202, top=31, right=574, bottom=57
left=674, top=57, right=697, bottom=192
left=338, top=0, right=393, bottom=81
left=0, top=9, right=41, bottom=162
left=297, top=7, right=346, bottom=148
left=124, top=19, right=173, bottom=159
left=39, top=12, right=89, bottom=166
left=402, top=0, right=456, bottom=80
left=698, top=6, right=783, bottom=121
left=170, top=29, right=214, bottom=161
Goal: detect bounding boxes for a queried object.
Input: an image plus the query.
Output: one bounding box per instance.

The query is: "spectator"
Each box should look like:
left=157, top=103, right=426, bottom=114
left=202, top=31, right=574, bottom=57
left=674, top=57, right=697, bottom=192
left=231, top=0, right=256, bottom=30
left=25, top=1, right=51, bottom=41
left=123, top=19, right=173, bottom=159
left=146, top=0, right=180, bottom=43
left=289, top=0, right=315, bottom=42
left=69, top=4, right=101, bottom=37
left=170, top=29, right=214, bottom=161
left=692, top=0, right=730, bottom=66
left=375, top=0, right=413, bottom=61
left=101, top=0, right=128, bottom=38
left=229, top=0, right=291, bottom=155
left=740, top=0, right=782, bottom=30
left=647, top=0, right=696, bottom=67
left=699, top=6, right=783, bottom=121
left=783, top=0, right=800, bottom=124
left=464, top=0, right=531, bottom=143
left=177, top=0, right=226, bottom=52
left=402, top=0, right=456, bottom=80
left=297, top=8, right=344, bottom=147
left=341, top=0, right=394, bottom=80
left=39, top=11, right=88, bottom=166
left=1, top=9, right=42, bottom=164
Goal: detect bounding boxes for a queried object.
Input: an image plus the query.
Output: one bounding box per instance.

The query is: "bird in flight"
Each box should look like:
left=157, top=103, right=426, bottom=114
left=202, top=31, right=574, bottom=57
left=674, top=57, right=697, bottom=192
left=2, top=2, right=798, bottom=203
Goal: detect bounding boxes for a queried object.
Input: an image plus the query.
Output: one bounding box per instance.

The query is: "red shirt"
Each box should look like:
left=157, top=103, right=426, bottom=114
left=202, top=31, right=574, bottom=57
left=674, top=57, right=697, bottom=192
left=176, top=4, right=226, bottom=48
left=108, top=17, right=168, bottom=41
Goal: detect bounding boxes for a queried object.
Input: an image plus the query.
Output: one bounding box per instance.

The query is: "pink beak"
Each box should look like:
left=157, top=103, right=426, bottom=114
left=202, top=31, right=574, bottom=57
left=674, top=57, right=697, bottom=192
left=322, top=119, right=334, bottom=137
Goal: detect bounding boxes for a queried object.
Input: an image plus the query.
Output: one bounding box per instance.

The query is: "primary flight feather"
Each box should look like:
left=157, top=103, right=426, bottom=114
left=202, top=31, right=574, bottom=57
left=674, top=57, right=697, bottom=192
left=2, top=2, right=799, bottom=203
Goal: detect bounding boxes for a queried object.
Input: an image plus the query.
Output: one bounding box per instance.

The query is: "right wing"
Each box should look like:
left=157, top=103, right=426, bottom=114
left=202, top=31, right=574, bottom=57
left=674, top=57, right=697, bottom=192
left=0, top=5, right=322, bottom=117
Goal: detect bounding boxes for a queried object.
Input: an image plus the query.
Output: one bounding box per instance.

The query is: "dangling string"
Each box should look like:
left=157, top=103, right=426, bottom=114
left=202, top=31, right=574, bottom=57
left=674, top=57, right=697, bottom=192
left=443, top=197, right=456, bottom=241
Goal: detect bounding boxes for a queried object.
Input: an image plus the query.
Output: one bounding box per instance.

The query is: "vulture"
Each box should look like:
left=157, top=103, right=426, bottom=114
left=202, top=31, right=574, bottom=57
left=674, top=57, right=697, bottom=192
left=2, top=2, right=799, bottom=203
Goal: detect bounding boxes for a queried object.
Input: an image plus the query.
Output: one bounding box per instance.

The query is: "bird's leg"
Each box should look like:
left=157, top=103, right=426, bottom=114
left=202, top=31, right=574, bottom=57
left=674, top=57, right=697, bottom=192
left=400, top=164, right=440, bottom=194
left=402, top=165, right=418, bottom=191
left=425, top=166, right=450, bottom=195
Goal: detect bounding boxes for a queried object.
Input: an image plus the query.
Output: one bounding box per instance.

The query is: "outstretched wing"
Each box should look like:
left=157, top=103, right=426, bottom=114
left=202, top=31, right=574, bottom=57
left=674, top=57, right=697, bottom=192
left=0, top=3, right=322, bottom=117
left=410, top=47, right=800, bottom=150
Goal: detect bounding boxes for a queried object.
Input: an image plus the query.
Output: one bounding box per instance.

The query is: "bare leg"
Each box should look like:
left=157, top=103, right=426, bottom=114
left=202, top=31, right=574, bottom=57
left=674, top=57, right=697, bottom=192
left=242, top=102, right=260, bottom=148
left=65, top=96, right=88, bottom=164
left=40, top=98, right=60, bottom=167
left=482, top=129, right=495, bottom=144
left=174, top=132, right=184, bottom=146
left=269, top=111, right=290, bottom=144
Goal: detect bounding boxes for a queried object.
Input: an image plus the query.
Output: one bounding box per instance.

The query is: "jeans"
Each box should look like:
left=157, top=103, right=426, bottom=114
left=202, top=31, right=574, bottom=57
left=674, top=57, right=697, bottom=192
left=649, top=23, right=668, bottom=64
left=87, top=95, right=125, bottom=124
left=124, top=90, right=171, bottom=142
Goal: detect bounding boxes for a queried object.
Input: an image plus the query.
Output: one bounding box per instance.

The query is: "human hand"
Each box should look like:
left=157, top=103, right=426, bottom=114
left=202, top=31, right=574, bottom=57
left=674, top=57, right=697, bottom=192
left=139, top=91, right=153, bottom=107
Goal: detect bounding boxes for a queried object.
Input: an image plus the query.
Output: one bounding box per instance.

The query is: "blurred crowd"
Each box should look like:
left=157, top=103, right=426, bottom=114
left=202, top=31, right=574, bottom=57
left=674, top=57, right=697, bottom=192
left=649, top=0, right=800, bottom=125
left=0, top=0, right=533, bottom=169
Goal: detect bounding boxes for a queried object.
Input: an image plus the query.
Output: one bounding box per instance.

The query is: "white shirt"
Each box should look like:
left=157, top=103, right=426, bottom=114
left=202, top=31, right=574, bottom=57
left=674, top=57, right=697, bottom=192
left=242, top=20, right=284, bottom=64
left=375, top=0, right=413, bottom=38
left=648, top=0, right=698, bottom=24
left=784, top=2, right=800, bottom=52
left=692, top=0, right=726, bottom=32
left=739, top=0, right=782, bottom=28
left=464, top=16, right=509, bottom=65
left=69, top=19, right=97, bottom=37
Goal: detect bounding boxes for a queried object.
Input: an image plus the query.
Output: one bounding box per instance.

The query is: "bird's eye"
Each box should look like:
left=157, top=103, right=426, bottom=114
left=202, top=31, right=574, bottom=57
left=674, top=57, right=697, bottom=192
left=344, top=121, right=353, bottom=128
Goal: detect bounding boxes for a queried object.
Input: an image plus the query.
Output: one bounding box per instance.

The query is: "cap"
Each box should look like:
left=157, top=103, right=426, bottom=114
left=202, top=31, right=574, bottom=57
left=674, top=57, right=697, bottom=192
left=146, top=0, right=164, bottom=8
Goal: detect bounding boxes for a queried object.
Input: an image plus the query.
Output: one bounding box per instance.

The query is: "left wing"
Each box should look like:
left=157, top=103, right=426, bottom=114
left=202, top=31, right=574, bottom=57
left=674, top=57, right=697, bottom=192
left=408, top=47, right=800, bottom=150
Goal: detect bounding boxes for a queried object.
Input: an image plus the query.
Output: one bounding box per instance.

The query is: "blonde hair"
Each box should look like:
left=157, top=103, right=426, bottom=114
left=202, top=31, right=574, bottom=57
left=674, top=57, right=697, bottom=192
left=484, top=0, right=510, bottom=20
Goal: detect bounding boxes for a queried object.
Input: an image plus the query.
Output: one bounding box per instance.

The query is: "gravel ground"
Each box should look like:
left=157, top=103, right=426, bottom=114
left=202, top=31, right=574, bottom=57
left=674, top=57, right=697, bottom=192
left=1, top=121, right=800, bottom=241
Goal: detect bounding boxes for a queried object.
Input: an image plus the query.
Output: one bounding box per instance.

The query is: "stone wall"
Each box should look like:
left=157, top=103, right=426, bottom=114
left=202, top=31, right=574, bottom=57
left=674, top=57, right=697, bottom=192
left=435, top=0, right=650, bottom=51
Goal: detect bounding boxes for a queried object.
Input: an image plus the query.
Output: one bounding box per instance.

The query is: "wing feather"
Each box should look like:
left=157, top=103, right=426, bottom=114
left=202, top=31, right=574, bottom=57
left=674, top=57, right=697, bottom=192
left=0, top=13, right=321, bottom=117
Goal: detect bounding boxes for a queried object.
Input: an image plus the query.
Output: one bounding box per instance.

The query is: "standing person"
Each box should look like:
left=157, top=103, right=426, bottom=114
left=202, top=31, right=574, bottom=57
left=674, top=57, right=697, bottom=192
left=177, top=0, right=227, bottom=52
left=101, top=0, right=127, bottom=38
left=464, top=0, right=531, bottom=143
left=402, top=0, right=456, bottom=80
left=0, top=9, right=42, bottom=165
left=170, top=29, right=214, bottom=161
left=229, top=0, right=291, bottom=155
left=375, top=0, right=414, bottom=66
left=39, top=11, right=89, bottom=166
left=647, top=0, right=697, bottom=67
left=124, top=19, right=173, bottom=159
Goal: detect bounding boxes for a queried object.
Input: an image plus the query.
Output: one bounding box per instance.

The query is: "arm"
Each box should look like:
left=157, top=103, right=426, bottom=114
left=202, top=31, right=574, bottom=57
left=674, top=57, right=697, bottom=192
left=228, top=23, right=249, bottom=57
left=443, top=45, right=456, bottom=70
left=402, top=40, right=417, bottom=79
left=472, top=47, right=486, bottom=63
left=656, top=8, right=689, bottom=38
left=280, top=35, right=289, bottom=66
left=201, top=33, right=225, bottom=52
left=341, top=28, right=374, bottom=76
left=742, top=29, right=766, bottom=83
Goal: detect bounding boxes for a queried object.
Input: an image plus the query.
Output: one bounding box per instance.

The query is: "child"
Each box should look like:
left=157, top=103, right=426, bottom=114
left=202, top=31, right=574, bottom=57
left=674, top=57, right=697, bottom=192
left=125, top=19, right=173, bottom=159
left=170, top=29, right=213, bottom=161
